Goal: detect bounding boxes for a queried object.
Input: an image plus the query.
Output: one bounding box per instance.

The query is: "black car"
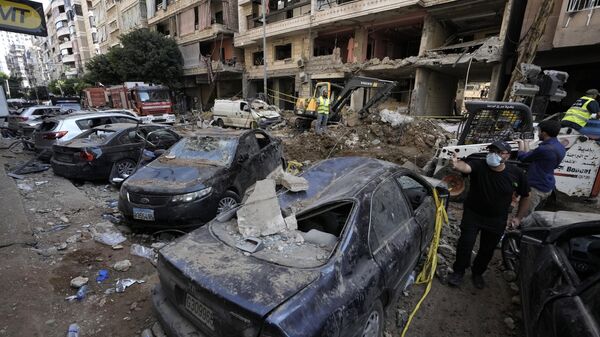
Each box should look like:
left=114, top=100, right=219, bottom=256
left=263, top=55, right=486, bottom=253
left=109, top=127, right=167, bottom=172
left=152, top=157, right=445, bottom=337
left=118, top=128, right=284, bottom=228
left=51, top=123, right=181, bottom=181
left=519, top=211, right=600, bottom=337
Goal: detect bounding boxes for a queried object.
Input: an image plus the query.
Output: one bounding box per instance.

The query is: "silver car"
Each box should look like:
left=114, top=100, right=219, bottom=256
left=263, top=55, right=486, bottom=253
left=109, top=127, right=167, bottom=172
left=33, top=111, right=139, bottom=159
left=7, top=105, right=62, bottom=136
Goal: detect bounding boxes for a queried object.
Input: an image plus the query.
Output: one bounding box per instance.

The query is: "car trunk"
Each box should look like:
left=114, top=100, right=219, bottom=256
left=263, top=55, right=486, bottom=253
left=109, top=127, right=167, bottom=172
left=52, top=144, right=88, bottom=164
left=33, top=120, right=60, bottom=150
left=157, top=227, right=320, bottom=336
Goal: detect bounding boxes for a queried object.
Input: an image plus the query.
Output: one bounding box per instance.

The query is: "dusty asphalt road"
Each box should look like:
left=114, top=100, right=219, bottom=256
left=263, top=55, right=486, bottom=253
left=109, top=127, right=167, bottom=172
left=0, top=149, right=524, bottom=337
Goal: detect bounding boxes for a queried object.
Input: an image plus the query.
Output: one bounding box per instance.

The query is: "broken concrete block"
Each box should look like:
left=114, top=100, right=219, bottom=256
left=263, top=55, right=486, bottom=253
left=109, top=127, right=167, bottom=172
left=284, top=214, right=298, bottom=231
left=113, top=259, right=132, bottom=272
left=92, top=221, right=127, bottom=246
left=237, top=179, right=286, bottom=238
left=70, top=276, right=89, bottom=288
left=267, top=166, right=309, bottom=192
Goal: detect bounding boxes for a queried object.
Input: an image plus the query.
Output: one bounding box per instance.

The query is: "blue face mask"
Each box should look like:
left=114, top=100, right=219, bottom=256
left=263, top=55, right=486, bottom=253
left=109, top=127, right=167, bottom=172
left=486, top=153, right=502, bottom=167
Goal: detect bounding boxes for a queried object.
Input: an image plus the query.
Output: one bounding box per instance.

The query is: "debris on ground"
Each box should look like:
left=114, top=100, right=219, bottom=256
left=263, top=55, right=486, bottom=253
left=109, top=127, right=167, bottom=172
left=115, top=278, right=145, bottom=293
left=130, top=244, right=155, bottom=261
left=96, top=269, right=109, bottom=283
left=379, top=109, right=414, bottom=127
left=114, top=260, right=132, bottom=272
left=237, top=179, right=287, bottom=237
left=267, top=166, right=309, bottom=192
left=70, top=276, right=89, bottom=288
left=92, top=221, right=127, bottom=246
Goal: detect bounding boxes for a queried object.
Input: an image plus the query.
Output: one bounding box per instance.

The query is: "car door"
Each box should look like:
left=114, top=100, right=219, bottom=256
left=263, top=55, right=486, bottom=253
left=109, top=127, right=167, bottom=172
left=233, top=134, right=261, bottom=193
left=395, top=174, right=437, bottom=254
left=369, top=178, right=419, bottom=299
left=253, top=130, right=281, bottom=179
left=104, top=127, right=144, bottom=162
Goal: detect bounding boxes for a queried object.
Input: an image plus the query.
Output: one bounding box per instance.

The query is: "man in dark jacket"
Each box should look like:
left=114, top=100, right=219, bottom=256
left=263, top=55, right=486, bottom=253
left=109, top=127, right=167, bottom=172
left=447, top=141, right=530, bottom=289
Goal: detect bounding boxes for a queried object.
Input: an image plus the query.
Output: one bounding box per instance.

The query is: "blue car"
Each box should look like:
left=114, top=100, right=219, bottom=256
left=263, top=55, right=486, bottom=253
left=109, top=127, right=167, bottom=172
left=152, top=157, right=445, bottom=337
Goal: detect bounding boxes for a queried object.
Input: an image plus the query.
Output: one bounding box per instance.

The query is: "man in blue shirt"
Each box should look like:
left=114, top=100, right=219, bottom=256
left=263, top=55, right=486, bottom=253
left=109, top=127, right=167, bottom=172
left=516, top=120, right=566, bottom=216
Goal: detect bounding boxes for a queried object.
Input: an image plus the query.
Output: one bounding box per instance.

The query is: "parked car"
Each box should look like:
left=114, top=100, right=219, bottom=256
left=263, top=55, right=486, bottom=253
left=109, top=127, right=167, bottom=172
left=33, top=111, right=139, bottom=159
left=519, top=211, right=600, bottom=337
left=152, top=157, right=447, bottom=337
left=7, top=105, right=62, bottom=136
left=118, top=128, right=284, bottom=228
left=212, top=99, right=282, bottom=129
left=51, top=123, right=180, bottom=182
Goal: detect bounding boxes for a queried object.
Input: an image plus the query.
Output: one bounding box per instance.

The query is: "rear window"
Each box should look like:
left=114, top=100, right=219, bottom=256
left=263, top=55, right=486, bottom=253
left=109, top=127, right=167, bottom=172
left=74, top=129, right=118, bottom=144
left=39, top=121, right=58, bottom=132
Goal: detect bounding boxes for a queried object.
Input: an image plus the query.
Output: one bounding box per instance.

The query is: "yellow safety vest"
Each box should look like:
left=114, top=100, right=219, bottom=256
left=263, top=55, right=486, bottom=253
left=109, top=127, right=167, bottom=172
left=562, top=96, right=595, bottom=127
left=318, top=96, right=330, bottom=115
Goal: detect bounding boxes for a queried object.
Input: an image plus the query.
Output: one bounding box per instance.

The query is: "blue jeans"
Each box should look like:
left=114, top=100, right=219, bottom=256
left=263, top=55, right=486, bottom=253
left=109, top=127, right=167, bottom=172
left=316, top=113, right=329, bottom=134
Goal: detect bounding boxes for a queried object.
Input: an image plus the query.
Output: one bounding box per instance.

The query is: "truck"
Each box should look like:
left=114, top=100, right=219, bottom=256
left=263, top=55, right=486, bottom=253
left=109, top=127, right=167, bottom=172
left=83, top=82, right=176, bottom=124
left=294, top=76, right=397, bottom=128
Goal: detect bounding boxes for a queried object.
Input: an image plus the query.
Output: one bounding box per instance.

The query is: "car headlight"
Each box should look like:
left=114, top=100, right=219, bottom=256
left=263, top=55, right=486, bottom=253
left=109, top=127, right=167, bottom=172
left=171, top=187, right=212, bottom=203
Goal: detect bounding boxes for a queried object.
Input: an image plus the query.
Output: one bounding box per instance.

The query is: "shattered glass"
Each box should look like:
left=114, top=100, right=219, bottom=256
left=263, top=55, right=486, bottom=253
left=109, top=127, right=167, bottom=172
left=164, top=136, right=236, bottom=166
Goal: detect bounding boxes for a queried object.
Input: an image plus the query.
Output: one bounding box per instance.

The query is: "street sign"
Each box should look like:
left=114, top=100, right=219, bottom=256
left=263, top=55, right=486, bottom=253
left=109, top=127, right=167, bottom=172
left=0, top=0, right=47, bottom=37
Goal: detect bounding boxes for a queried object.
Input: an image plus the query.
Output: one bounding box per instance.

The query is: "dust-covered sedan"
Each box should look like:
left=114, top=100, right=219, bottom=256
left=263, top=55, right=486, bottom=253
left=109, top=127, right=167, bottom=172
left=152, top=157, right=447, bottom=337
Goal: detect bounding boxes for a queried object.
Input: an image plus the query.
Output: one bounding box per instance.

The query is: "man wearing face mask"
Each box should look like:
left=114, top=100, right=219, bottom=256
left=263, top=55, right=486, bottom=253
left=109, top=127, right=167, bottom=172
left=446, top=141, right=530, bottom=289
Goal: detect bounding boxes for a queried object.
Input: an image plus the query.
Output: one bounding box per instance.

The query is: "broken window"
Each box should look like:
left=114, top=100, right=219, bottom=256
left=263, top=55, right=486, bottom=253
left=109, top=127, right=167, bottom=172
left=156, top=21, right=170, bottom=35
left=214, top=11, right=224, bottom=24
left=274, top=44, right=292, bottom=61
left=369, top=179, right=411, bottom=250
left=395, top=175, right=430, bottom=211
left=164, top=136, right=237, bottom=166
left=296, top=201, right=353, bottom=238
left=255, top=132, right=270, bottom=149
left=253, top=51, right=264, bottom=66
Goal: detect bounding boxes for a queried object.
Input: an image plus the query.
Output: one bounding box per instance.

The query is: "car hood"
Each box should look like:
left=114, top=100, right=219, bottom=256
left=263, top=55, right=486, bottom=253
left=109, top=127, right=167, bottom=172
left=123, top=160, right=224, bottom=194
left=159, top=226, right=320, bottom=318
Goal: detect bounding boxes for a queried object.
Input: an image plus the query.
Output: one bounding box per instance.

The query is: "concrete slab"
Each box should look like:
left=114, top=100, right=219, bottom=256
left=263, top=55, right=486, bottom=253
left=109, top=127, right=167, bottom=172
left=237, top=179, right=287, bottom=238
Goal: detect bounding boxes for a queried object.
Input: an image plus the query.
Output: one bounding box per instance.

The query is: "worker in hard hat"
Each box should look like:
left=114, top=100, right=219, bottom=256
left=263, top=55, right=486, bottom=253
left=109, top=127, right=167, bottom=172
left=561, top=89, right=599, bottom=130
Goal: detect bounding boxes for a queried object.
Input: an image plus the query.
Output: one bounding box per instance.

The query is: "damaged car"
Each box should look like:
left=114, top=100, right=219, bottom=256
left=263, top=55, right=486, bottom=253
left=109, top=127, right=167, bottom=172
left=518, top=211, right=600, bottom=337
left=212, top=99, right=282, bottom=129
left=152, top=156, right=446, bottom=337
left=51, top=123, right=180, bottom=182
left=118, top=129, right=284, bottom=228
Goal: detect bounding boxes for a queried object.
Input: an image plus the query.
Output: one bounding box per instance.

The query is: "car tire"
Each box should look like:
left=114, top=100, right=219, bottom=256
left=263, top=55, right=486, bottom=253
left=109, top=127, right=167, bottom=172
left=111, top=159, right=137, bottom=180
left=217, top=190, right=240, bottom=214
left=216, top=119, right=225, bottom=128
left=433, top=165, right=469, bottom=202
left=361, top=300, right=384, bottom=337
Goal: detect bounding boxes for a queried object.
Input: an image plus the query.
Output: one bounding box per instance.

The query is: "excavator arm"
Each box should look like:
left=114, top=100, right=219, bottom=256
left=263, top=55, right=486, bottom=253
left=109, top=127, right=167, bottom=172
left=330, top=76, right=398, bottom=120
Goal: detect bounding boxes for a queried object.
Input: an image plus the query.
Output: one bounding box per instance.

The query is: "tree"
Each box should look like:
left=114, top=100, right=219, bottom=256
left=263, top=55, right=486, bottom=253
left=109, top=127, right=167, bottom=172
left=0, top=72, right=8, bottom=81
left=84, top=28, right=183, bottom=88
left=48, top=78, right=91, bottom=96
left=85, top=53, right=121, bottom=85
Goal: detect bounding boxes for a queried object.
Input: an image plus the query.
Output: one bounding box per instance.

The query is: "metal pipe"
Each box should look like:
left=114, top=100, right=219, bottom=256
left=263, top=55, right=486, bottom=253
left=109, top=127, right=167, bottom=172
left=262, top=0, right=268, bottom=98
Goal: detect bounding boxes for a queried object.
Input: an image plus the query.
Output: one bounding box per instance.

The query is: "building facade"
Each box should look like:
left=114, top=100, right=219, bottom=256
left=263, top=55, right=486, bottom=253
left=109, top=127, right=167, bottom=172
left=146, top=0, right=243, bottom=108
left=92, top=0, right=149, bottom=54
left=521, top=0, right=600, bottom=112
left=234, top=0, right=515, bottom=115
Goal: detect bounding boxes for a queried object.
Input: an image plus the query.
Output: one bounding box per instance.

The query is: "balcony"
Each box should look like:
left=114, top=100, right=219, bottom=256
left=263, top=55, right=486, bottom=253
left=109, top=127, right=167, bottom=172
left=149, top=0, right=197, bottom=24
left=51, top=0, right=65, bottom=9
left=62, top=54, right=76, bottom=64
left=65, top=68, right=78, bottom=77
left=235, top=0, right=420, bottom=46
left=59, top=40, right=73, bottom=50
left=57, top=27, right=70, bottom=38
left=183, top=60, right=244, bottom=76
left=55, top=13, right=68, bottom=23
left=177, top=24, right=233, bottom=45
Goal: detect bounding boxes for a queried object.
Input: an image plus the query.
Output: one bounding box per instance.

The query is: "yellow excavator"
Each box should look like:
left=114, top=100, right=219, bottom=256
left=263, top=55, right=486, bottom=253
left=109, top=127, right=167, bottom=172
left=294, top=76, right=397, bottom=128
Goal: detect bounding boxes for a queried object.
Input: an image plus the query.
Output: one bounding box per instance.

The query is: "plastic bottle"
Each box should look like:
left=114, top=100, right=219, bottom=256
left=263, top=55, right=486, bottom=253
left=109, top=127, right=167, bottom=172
left=67, top=323, right=79, bottom=337
left=403, top=271, right=416, bottom=291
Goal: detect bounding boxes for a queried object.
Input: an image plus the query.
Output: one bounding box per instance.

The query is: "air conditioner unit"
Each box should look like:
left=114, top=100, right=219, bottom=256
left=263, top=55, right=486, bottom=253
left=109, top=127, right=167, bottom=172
left=299, top=72, right=307, bottom=83
left=296, top=58, right=304, bottom=68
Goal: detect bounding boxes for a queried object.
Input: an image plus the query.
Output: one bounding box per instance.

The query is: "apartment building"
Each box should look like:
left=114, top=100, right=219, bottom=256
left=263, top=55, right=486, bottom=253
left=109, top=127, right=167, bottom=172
left=0, top=31, right=33, bottom=77
left=92, top=0, right=148, bottom=54
left=146, top=0, right=244, bottom=107
left=521, top=0, right=600, bottom=111
left=42, top=0, right=96, bottom=80
left=5, top=44, right=31, bottom=88
left=234, top=0, right=517, bottom=115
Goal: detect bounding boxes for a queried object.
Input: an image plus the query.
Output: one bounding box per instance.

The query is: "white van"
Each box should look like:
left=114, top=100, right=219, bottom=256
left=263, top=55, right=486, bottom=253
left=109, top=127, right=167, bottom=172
left=212, top=99, right=281, bottom=129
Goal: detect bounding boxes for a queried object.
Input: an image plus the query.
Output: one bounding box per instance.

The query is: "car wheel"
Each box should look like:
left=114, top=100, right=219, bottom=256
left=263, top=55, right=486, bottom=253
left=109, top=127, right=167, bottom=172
left=113, top=159, right=137, bottom=179
left=433, top=165, right=469, bottom=202
left=217, top=190, right=240, bottom=214
left=216, top=119, right=225, bottom=128
left=361, top=300, right=384, bottom=337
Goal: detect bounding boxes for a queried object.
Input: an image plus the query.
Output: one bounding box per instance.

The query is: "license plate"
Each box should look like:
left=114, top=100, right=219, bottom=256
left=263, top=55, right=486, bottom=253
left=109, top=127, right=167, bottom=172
left=185, top=293, right=215, bottom=330
left=132, top=208, right=154, bottom=221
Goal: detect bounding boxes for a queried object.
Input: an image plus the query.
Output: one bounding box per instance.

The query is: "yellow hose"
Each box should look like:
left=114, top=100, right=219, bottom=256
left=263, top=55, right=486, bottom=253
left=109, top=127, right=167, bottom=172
left=401, top=189, right=448, bottom=337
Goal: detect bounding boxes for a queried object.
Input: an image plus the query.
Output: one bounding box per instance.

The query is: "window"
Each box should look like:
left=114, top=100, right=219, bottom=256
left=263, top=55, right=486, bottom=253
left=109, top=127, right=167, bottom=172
left=255, top=132, right=270, bottom=149
left=214, top=11, right=223, bottom=24
left=74, top=4, right=83, bottom=16
left=253, top=51, right=264, bottom=66
left=567, top=0, right=600, bottom=12
left=239, top=135, right=260, bottom=157
left=275, top=44, right=292, bottom=60
left=194, top=6, right=199, bottom=27
left=395, top=175, right=430, bottom=211
left=369, top=180, right=411, bottom=250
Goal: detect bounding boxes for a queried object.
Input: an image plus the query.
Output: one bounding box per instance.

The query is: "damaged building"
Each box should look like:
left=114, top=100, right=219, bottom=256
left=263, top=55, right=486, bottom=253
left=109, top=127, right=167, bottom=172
left=147, top=0, right=245, bottom=108
left=235, top=0, right=518, bottom=115
left=521, top=0, right=600, bottom=113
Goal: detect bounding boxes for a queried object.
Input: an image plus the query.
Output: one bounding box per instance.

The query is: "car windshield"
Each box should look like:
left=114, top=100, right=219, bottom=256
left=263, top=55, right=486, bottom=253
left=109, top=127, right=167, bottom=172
left=162, top=136, right=236, bottom=166
left=138, top=90, right=169, bottom=102
left=74, top=129, right=117, bottom=145
left=59, top=104, right=82, bottom=111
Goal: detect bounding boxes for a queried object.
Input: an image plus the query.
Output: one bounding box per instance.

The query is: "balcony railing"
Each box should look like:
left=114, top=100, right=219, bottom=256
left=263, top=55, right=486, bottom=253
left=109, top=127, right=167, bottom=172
left=567, top=0, right=600, bottom=12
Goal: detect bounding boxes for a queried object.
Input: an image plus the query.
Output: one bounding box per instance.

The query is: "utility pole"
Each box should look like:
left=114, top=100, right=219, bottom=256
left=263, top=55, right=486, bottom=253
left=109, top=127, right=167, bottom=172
left=262, top=0, right=268, bottom=99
